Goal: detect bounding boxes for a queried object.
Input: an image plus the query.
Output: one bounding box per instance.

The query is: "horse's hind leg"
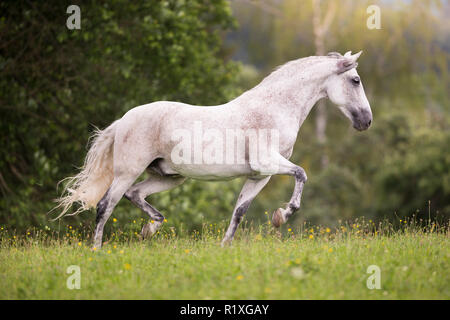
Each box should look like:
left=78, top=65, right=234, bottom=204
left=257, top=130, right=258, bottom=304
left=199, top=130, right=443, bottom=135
left=93, top=171, right=141, bottom=249
left=124, top=172, right=186, bottom=239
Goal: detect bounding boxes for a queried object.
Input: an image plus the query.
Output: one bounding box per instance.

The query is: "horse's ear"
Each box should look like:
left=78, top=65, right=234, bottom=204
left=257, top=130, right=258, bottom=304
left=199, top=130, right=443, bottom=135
left=351, top=51, right=363, bottom=61
left=344, top=50, right=362, bottom=59
left=337, top=51, right=362, bottom=74
left=337, top=59, right=357, bottom=74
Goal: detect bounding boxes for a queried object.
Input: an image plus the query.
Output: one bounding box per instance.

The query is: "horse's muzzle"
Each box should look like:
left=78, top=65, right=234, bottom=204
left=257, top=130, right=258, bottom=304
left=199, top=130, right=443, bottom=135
left=352, top=109, right=372, bottom=131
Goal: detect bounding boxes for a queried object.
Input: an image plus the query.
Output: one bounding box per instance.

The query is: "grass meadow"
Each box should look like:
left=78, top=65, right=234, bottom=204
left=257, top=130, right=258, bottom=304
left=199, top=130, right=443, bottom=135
left=0, top=217, right=448, bottom=300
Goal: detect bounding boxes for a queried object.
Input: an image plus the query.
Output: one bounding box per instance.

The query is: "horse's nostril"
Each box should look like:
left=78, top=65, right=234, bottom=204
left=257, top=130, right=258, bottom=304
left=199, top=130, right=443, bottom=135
left=368, top=119, right=372, bottom=126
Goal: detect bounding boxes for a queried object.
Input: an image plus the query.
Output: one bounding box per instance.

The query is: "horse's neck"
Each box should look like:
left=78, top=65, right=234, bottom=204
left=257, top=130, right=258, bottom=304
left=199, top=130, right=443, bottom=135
left=233, top=77, right=327, bottom=129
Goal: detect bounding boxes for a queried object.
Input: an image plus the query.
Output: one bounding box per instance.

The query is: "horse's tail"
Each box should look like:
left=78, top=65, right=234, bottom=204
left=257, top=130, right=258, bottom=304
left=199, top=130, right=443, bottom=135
left=52, top=120, right=119, bottom=219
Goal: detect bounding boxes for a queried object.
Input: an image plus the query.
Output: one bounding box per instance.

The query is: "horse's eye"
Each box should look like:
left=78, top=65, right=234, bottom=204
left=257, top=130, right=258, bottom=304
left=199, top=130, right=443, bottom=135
left=351, top=76, right=360, bottom=85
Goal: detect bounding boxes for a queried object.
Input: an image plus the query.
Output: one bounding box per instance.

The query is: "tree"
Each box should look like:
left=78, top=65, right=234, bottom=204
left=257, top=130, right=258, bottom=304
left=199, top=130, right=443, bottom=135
left=0, top=0, right=240, bottom=230
left=312, top=0, right=336, bottom=167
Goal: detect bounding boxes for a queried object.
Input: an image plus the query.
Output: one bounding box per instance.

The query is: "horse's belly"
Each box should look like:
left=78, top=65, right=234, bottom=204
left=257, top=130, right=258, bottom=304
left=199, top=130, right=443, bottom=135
left=171, top=163, right=253, bottom=181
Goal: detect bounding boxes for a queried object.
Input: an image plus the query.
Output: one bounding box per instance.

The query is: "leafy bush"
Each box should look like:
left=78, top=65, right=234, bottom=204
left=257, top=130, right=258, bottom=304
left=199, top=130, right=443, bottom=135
left=374, top=116, right=450, bottom=220
left=0, top=0, right=240, bottom=231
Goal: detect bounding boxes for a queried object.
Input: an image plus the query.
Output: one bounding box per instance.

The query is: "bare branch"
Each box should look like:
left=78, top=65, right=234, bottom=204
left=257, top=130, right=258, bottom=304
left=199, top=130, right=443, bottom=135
left=321, top=1, right=337, bottom=34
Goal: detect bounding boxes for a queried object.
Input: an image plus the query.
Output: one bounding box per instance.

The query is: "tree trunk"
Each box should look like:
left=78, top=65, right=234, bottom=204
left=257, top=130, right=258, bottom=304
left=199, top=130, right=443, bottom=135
left=312, top=0, right=336, bottom=168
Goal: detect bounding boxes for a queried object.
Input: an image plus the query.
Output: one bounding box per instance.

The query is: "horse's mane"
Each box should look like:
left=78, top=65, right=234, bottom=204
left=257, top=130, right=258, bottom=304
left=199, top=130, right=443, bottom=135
left=254, top=53, right=338, bottom=90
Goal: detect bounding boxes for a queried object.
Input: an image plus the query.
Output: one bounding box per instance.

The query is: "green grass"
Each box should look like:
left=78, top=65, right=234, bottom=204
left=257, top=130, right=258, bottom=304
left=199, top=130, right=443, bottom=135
left=0, top=219, right=448, bottom=299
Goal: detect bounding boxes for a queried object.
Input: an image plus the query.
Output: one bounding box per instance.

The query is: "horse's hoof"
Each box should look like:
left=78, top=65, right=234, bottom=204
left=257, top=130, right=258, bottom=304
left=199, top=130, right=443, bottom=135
left=272, top=208, right=286, bottom=228
left=141, top=221, right=162, bottom=239
left=221, top=238, right=232, bottom=247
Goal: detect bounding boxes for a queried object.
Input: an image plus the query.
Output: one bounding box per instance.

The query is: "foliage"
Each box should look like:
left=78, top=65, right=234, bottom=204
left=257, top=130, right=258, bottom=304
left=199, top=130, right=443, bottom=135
left=373, top=115, right=450, bottom=218
left=0, top=0, right=240, bottom=230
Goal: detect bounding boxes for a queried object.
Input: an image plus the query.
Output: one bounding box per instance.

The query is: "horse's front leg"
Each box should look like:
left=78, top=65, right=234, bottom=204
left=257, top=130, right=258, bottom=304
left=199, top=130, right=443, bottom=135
left=221, top=176, right=271, bottom=246
left=270, top=157, right=307, bottom=228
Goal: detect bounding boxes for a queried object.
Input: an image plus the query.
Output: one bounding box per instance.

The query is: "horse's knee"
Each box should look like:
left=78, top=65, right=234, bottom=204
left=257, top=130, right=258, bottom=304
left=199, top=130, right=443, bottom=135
left=294, top=167, right=307, bottom=182
left=124, top=189, right=140, bottom=202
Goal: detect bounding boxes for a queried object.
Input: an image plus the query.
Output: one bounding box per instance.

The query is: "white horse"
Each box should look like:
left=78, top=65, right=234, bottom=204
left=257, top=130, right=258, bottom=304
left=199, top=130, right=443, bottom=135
left=56, top=51, right=372, bottom=248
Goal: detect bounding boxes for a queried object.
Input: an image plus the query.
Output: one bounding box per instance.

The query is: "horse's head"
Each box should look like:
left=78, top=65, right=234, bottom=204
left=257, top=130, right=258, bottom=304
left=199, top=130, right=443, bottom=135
left=325, top=51, right=372, bottom=131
